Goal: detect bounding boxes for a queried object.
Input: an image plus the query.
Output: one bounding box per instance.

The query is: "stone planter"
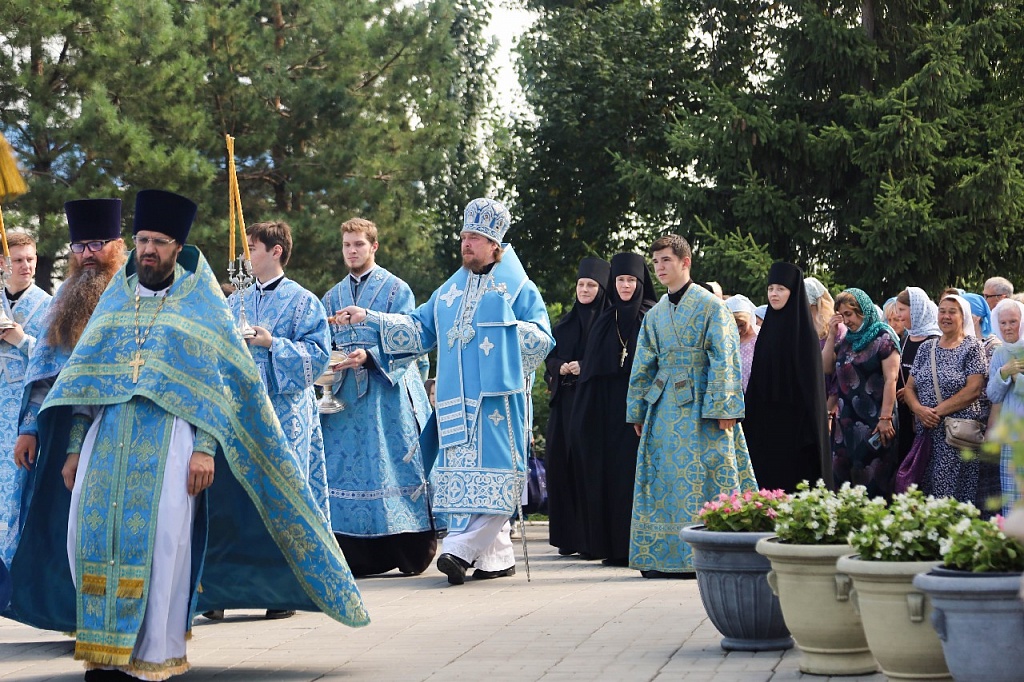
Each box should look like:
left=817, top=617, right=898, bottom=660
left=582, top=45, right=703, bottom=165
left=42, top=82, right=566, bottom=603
left=835, top=555, right=950, bottom=681
left=913, top=568, right=1024, bottom=682
left=755, top=538, right=876, bottom=675
left=678, top=524, right=792, bottom=651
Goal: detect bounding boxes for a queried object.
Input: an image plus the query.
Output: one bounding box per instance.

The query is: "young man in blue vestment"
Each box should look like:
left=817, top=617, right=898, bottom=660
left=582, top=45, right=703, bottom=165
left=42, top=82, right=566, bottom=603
left=627, top=234, right=757, bottom=578
left=7, top=190, right=368, bottom=681
left=0, top=232, right=51, bottom=566
left=215, top=220, right=331, bottom=620
left=336, top=198, right=553, bottom=585
left=321, top=217, right=436, bottom=577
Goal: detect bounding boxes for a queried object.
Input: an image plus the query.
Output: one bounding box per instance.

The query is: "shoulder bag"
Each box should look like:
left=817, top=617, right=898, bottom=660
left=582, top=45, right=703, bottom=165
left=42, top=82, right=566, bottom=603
left=932, top=341, right=985, bottom=450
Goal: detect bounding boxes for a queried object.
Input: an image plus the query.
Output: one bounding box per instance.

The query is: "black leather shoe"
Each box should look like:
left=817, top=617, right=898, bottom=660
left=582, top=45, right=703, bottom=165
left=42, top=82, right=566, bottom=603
left=437, top=553, right=471, bottom=585
left=640, top=570, right=696, bottom=579
left=557, top=548, right=576, bottom=556
left=602, top=558, right=629, bottom=567
left=84, top=669, right=136, bottom=681
left=265, top=609, right=296, bottom=619
left=202, top=610, right=224, bottom=620
left=472, top=565, right=515, bottom=580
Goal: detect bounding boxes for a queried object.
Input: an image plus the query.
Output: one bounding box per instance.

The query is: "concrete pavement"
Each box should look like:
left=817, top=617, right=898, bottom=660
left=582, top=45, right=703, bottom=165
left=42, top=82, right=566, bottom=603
left=0, top=526, right=887, bottom=681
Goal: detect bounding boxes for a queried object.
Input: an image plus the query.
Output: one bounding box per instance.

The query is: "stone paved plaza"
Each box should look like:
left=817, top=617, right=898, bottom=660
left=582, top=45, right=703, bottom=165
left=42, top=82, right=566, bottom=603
left=0, top=526, right=887, bottom=681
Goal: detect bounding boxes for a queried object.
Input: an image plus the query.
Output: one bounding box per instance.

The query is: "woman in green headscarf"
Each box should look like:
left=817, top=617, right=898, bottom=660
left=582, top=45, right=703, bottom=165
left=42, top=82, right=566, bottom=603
left=822, top=288, right=902, bottom=496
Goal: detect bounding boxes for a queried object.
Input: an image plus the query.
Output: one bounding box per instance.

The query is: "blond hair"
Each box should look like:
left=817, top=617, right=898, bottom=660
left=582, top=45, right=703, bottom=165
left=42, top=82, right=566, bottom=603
left=810, top=289, right=835, bottom=339
left=341, top=217, right=378, bottom=243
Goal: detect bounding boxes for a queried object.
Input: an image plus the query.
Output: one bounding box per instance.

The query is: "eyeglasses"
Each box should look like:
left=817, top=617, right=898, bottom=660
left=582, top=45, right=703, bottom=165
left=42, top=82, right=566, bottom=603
left=135, top=236, right=177, bottom=248
left=984, top=293, right=1006, bottom=300
left=69, top=239, right=116, bottom=254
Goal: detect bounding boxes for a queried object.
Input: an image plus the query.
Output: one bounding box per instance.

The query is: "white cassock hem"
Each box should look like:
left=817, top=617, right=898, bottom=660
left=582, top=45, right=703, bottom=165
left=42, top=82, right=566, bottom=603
left=68, top=408, right=197, bottom=669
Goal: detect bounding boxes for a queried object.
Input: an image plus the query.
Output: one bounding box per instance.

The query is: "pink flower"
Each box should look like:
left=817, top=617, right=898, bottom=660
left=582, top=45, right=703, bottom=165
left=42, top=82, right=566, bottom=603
left=995, top=514, right=1005, bottom=531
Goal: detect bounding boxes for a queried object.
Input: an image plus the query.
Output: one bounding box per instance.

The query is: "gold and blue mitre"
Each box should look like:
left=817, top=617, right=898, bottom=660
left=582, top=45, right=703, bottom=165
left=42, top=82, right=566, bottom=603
left=462, top=197, right=510, bottom=243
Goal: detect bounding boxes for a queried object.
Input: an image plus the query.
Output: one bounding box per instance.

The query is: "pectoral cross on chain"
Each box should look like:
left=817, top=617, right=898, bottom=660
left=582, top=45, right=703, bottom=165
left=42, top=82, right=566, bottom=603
left=619, top=347, right=629, bottom=368
left=128, top=351, right=145, bottom=383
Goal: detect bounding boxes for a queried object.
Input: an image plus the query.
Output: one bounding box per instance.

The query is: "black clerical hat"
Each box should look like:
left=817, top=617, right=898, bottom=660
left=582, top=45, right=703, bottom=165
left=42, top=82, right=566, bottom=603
left=133, top=189, right=197, bottom=244
left=64, top=199, right=122, bottom=243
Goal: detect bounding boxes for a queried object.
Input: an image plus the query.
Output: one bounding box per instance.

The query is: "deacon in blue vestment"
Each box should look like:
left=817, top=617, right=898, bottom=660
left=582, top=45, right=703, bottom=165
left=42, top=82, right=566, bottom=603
left=627, top=234, right=757, bottom=577
left=337, top=198, right=553, bottom=585
left=229, top=220, right=332, bottom=524
left=7, top=191, right=368, bottom=681
left=0, top=232, right=51, bottom=566
left=321, top=217, right=435, bottom=577
left=12, top=200, right=127, bottom=562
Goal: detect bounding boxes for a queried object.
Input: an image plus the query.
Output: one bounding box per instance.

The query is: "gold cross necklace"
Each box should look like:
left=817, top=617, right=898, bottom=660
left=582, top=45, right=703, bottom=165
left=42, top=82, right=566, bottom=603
left=130, top=287, right=168, bottom=383
left=614, top=310, right=629, bottom=367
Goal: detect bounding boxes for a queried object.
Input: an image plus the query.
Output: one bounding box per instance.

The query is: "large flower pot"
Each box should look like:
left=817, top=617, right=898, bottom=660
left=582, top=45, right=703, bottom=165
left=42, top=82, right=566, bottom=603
left=755, top=538, right=877, bottom=675
left=679, top=524, right=792, bottom=651
left=835, top=555, right=950, bottom=681
left=913, top=568, right=1024, bottom=682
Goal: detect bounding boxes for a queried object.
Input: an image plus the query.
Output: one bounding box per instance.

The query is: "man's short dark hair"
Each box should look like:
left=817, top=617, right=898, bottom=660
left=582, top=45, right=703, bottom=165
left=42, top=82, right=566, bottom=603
left=649, top=234, right=692, bottom=260
left=247, top=221, right=293, bottom=267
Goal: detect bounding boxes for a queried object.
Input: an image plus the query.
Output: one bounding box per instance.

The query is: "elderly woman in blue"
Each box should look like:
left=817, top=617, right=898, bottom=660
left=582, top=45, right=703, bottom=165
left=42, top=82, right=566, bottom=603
left=987, top=299, right=1024, bottom=515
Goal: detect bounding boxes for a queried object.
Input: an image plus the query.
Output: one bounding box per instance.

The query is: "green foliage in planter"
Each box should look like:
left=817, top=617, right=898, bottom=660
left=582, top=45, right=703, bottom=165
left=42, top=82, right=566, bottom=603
left=941, top=516, right=1024, bottom=573
left=775, top=480, right=886, bottom=545
left=849, top=487, right=979, bottom=562
left=698, top=489, right=788, bottom=533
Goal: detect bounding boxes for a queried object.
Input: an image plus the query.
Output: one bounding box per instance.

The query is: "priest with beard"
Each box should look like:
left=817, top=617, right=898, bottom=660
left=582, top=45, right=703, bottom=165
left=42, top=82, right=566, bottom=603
left=14, top=198, right=127, bottom=473
left=543, top=256, right=610, bottom=557
left=570, top=253, right=657, bottom=565
left=7, top=190, right=368, bottom=680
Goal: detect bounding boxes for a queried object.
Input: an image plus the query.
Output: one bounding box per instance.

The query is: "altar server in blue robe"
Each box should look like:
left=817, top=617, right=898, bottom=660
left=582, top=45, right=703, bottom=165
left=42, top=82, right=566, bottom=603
left=627, top=234, right=757, bottom=577
left=321, top=217, right=435, bottom=577
left=229, top=220, right=332, bottom=523
left=7, top=190, right=368, bottom=681
left=335, top=198, right=553, bottom=585
left=0, top=232, right=51, bottom=565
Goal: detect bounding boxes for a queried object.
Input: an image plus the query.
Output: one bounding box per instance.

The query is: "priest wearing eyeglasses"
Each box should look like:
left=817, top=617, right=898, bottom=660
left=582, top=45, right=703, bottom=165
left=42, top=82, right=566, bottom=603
left=13, top=198, right=127, bottom=481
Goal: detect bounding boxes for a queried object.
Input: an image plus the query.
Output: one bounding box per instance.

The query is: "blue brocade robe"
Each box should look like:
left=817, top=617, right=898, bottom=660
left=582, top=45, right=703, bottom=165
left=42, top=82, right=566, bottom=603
left=321, top=267, right=433, bottom=537
left=0, top=284, right=51, bottom=565
left=6, top=247, right=368, bottom=664
left=626, top=286, right=758, bottom=572
left=367, top=247, right=552, bottom=532
left=229, top=278, right=331, bottom=521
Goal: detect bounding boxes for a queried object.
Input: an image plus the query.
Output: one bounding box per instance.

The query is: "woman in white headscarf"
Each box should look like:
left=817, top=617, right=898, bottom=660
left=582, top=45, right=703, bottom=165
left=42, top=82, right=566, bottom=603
left=986, top=299, right=1024, bottom=515
left=903, top=294, right=996, bottom=511
left=805, top=276, right=841, bottom=423
left=894, top=287, right=941, bottom=464
left=726, top=294, right=758, bottom=392
left=804, top=277, right=834, bottom=341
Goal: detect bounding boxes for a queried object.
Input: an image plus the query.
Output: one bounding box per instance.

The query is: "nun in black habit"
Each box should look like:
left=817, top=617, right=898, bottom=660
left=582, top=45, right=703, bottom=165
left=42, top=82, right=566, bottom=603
left=743, top=262, right=832, bottom=491
left=544, top=257, right=611, bottom=556
left=569, top=253, right=657, bottom=564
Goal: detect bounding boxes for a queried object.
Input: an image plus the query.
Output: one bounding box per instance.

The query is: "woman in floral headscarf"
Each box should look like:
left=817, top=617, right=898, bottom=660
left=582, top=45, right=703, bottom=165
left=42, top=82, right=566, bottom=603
left=986, top=298, right=1024, bottom=515
left=823, top=288, right=901, bottom=496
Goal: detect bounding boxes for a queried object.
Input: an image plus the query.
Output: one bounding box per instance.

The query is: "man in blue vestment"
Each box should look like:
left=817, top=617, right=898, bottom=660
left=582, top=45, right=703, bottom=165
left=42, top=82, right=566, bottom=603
left=337, top=198, right=553, bottom=585
left=321, top=217, right=435, bottom=577
left=0, top=232, right=51, bottom=566
left=7, top=190, right=368, bottom=681
left=319, top=216, right=432, bottom=573
left=12, top=199, right=127, bottom=537
left=212, top=220, right=331, bottom=620
left=627, top=234, right=756, bottom=577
